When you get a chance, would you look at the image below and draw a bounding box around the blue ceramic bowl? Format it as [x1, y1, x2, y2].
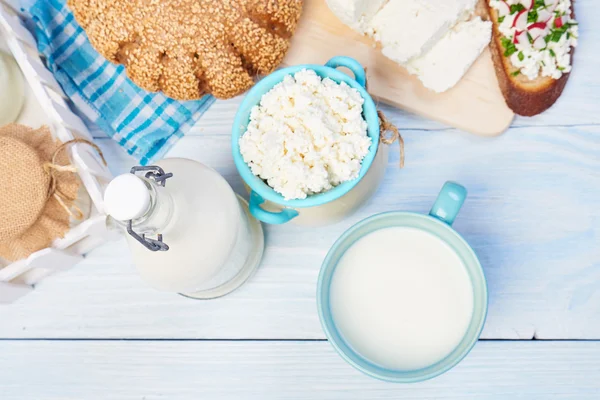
[317, 182, 488, 382]
[232, 56, 379, 224]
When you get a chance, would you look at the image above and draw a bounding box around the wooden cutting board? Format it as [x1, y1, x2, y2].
[283, 0, 514, 136]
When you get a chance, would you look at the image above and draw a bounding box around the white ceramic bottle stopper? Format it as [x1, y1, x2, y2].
[104, 166, 172, 251]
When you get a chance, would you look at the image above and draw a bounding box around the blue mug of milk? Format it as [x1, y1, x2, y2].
[317, 182, 487, 382]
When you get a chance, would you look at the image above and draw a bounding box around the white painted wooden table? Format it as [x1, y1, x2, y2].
[2, 2, 600, 398]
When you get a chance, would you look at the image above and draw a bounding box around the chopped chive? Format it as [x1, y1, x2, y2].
[510, 4, 525, 13]
[501, 37, 517, 57]
[528, 10, 538, 23]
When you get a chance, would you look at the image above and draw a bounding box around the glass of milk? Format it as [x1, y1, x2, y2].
[104, 159, 264, 299]
[0, 51, 25, 125]
[317, 182, 487, 382]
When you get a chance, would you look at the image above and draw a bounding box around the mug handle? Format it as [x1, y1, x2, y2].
[324, 56, 367, 88]
[429, 182, 467, 226]
[249, 191, 299, 225]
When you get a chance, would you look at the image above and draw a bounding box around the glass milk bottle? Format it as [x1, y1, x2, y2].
[103, 158, 264, 299]
[0, 51, 25, 125]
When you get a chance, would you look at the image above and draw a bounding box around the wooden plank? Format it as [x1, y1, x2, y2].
[1, 124, 599, 340]
[85, 0, 600, 138]
[0, 341, 599, 399]
[87, 98, 450, 139]
[284, 0, 514, 136]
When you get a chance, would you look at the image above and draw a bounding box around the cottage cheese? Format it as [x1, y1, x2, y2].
[239, 69, 371, 201]
[406, 18, 492, 93]
[489, 0, 578, 80]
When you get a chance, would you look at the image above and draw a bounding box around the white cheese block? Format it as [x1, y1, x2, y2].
[405, 17, 492, 93]
[368, 0, 478, 64]
[325, 0, 387, 31]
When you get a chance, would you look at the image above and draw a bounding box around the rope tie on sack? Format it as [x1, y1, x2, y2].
[377, 110, 404, 168]
[43, 138, 107, 220]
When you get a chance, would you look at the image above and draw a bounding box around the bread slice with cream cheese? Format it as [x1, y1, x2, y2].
[485, 0, 577, 116]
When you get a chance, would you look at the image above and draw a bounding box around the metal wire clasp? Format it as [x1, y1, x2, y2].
[126, 166, 173, 252]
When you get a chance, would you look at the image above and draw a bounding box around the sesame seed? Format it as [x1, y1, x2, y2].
[68, 0, 303, 100]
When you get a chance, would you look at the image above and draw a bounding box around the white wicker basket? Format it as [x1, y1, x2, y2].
[0, 0, 116, 303]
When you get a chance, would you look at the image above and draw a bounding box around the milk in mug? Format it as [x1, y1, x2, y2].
[329, 226, 474, 370]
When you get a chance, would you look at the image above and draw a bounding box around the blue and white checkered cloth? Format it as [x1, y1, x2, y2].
[26, 0, 215, 165]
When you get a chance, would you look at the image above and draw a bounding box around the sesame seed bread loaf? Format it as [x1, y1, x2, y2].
[68, 0, 303, 100]
[485, 1, 575, 116]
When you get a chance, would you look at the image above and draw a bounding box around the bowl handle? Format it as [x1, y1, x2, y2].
[324, 56, 366, 88]
[429, 182, 467, 226]
[249, 191, 299, 225]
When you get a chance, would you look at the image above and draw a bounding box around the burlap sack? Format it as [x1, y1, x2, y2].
[0, 124, 80, 262]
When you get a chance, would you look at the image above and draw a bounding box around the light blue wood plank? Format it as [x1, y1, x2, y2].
[1, 123, 598, 339]
[1, 341, 599, 399]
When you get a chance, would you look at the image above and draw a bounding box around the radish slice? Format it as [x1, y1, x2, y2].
[528, 22, 548, 39]
[497, 1, 510, 17]
[533, 36, 546, 49]
[537, 9, 552, 23]
[528, 22, 547, 30]
[555, 16, 564, 28]
[545, 0, 559, 13]
[516, 31, 531, 49]
[513, 10, 529, 30]
[505, 13, 517, 28]
[520, 0, 533, 9]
